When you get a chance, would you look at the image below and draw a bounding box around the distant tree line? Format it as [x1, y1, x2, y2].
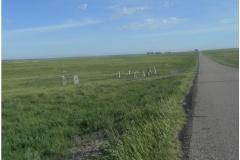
[146, 51, 172, 55]
[147, 49, 199, 55]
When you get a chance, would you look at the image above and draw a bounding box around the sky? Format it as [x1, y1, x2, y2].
[2, 0, 239, 60]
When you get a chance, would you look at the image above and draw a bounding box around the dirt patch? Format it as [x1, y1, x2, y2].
[65, 133, 106, 160]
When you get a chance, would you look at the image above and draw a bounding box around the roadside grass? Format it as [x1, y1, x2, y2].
[2, 53, 198, 159]
[203, 48, 239, 67]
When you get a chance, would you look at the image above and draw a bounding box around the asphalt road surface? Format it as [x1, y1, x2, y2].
[189, 53, 239, 159]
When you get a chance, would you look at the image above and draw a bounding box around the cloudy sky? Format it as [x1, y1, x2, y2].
[2, 0, 239, 60]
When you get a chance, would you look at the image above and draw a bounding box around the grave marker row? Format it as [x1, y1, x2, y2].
[116, 67, 158, 79]
[62, 74, 79, 86]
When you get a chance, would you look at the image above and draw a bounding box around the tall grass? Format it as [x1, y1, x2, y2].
[2, 53, 198, 159]
[103, 74, 195, 160]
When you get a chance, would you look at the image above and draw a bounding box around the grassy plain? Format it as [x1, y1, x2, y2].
[203, 48, 239, 67]
[2, 53, 198, 159]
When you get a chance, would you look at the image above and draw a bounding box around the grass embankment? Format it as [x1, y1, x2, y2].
[2, 53, 198, 159]
[203, 48, 239, 67]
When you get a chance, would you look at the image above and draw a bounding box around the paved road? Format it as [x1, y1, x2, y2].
[189, 53, 239, 159]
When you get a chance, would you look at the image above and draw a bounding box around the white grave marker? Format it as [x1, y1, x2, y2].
[133, 72, 137, 78]
[142, 70, 145, 77]
[148, 67, 152, 75]
[73, 75, 79, 84]
[62, 75, 67, 86]
[154, 67, 157, 74]
[118, 72, 121, 78]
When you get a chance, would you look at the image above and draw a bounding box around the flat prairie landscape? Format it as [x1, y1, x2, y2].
[2, 53, 198, 159]
[203, 48, 239, 67]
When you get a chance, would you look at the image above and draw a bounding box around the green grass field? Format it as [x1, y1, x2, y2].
[2, 53, 198, 160]
[203, 48, 239, 67]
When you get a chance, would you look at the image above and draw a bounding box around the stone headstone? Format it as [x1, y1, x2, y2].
[118, 72, 121, 78]
[62, 75, 67, 86]
[133, 72, 137, 78]
[142, 70, 145, 77]
[73, 75, 79, 84]
[129, 71, 130, 74]
[148, 67, 152, 75]
[154, 67, 157, 74]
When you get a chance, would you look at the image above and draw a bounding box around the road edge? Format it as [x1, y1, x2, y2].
[179, 56, 199, 160]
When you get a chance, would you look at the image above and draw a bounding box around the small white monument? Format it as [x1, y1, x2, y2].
[142, 71, 145, 77]
[118, 72, 121, 78]
[62, 75, 67, 86]
[148, 67, 151, 75]
[133, 72, 137, 78]
[73, 75, 79, 84]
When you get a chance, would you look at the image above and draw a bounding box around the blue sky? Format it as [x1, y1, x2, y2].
[2, 0, 239, 60]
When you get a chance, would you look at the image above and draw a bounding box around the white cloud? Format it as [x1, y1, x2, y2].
[119, 17, 185, 30]
[3, 19, 100, 37]
[78, 3, 87, 10]
[120, 6, 147, 15]
[108, 5, 148, 17]
[107, 5, 119, 10]
[160, 1, 171, 9]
